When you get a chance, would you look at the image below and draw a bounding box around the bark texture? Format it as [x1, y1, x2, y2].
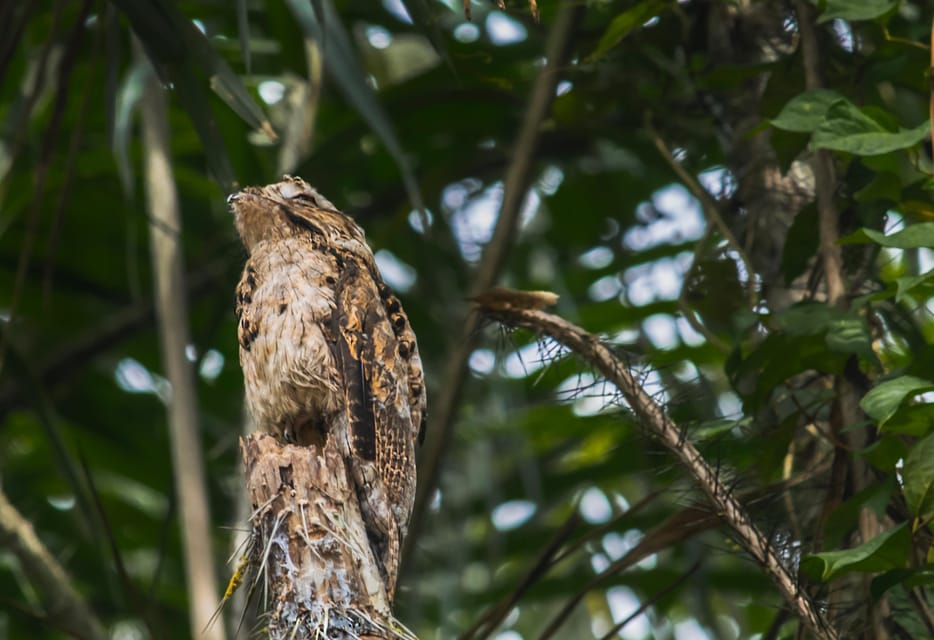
[242, 433, 414, 640]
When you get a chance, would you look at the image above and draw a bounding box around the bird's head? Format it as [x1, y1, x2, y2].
[227, 175, 344, 253]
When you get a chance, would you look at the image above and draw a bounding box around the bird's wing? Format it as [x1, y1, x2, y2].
[328, 259, 377, 462]
[329, 261, 417, 485]
[375, 281, 427, 447]
[235, 261, 259, 352]
[328, 258, 419, 599]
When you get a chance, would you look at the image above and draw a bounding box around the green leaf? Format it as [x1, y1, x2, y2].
[800, 523, 909, 581]
[108, 0, 185, 60]
[773, 302, 849, 335]
[896, 269, 934, 303]
[860, 375, 934, 427]
[812, 100, 931, 155]
[824, 479, 896, 547]
[843, 223, 934, 248]
[880, 404, 934, 438]
[237, 0, 251, 74]
[818, 0, 898, 23]
[167, 64, 238, 192]
[773, 303, 874, 362]
[879, 404, 934, 437]
[858, 435, 908, 471]
[854, 171, 902, 204]
[771, 89, 845, 133]
[113, 62, 150, 196]
[285, 0, 426, 218]
[903, 432, 934, 520]
[110, 0, 270, 191]
[868, 223, 934, 248]
[181, 21, 276, 141]
[770, 127, 811, 174]
[728, 330, 847, 411]
[825, 317, 874, 360]
[781, 204, 819, 284]
[399, 0, 454, 70]
[692, 418, 748, 441]
[872, 567, 934, 600]
[588, 0, 672, 62]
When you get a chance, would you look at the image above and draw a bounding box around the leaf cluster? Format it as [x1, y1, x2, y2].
[0, 1, 933, 639]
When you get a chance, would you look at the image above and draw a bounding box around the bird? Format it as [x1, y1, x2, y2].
[228, 175, 426, 600]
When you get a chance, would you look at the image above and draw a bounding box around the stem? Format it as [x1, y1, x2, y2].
[0, 485, 106, 640]
[137, 43, 224, 640]
[478, 304, 840, 640]
[404, 1, 584, 567]
[794, 1, 845, 308]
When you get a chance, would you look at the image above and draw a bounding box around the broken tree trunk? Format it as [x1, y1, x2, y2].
[241, 433, 413, 640]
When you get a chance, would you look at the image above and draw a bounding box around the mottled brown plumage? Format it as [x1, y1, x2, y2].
[229, 176, 426, 599]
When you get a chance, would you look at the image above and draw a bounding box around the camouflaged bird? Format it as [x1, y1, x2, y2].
[229, 176, 426, 600]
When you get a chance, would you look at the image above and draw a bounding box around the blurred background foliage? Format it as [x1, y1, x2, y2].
[1, 0, 933, 639]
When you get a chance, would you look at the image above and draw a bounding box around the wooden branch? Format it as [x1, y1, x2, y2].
[793, 1, 845, 308]
[475, 303, 839, 640]
[0, 486, 106, 640]
[531, 461, 833, 640]
[793, 7, 890, 634]
[241, 433, 414, 640]
[137, 43, 223, 640]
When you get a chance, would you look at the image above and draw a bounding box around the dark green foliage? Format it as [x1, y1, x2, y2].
[1, 1, 933, 639]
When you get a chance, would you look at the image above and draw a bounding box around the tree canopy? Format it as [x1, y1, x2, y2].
[1, 1, 933, 639]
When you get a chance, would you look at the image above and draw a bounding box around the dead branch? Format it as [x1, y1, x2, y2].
[793, 7, 889, 635]
[476, 303, 840, 640]
[793, 1, 845, 308]
[240, 433, 415, 640]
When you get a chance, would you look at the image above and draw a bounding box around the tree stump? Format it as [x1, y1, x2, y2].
[241, 433, 413, 640]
